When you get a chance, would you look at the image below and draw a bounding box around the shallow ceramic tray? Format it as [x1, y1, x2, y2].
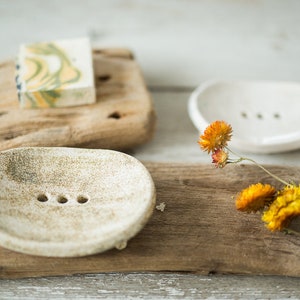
[0, 147, 156, 257]
[188, 80, 300, 153]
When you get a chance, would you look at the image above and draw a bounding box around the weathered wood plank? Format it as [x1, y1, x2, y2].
[0, 48, 156, 151]
[1, 273, 300, 300]
[0, 162, 299, 279]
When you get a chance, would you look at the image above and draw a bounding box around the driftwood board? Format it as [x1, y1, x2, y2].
[0, 162, 299, 279]
[0, 48, 155, 151]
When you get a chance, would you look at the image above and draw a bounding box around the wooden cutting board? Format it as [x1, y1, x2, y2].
[1, 162, 299, 278]
[0, 48, 155, 151]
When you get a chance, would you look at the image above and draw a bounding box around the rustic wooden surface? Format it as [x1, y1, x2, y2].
[1, 163, 299, 279]
[0, 48, 155, 151]
[1, 273, 300, 299]
[1, 0, 300, 298]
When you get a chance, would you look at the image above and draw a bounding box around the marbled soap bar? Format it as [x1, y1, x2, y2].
[16, 37, 96, 108]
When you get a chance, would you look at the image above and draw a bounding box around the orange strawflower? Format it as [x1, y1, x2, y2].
[199, 120, 300, 234]
[236, 183, 276, 212]
[262, 185, 300, 231]
[212, 149, 229, 168]
[199, 120, 232, 153]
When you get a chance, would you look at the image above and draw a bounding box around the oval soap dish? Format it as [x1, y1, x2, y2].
[0, 147, 156, 257]
[188, 80, 300, 153]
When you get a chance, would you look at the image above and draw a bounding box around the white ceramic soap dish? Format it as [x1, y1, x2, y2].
[188, 80, 300, 154]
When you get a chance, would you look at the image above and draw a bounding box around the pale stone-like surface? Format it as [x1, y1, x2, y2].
[0, 147, 155, 257]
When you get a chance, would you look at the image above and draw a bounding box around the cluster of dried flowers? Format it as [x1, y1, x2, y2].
[198, 120, 300, 233]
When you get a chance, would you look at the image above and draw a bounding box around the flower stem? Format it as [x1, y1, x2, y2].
[226, 148, 290, 186]
[283, 228, 300, 236]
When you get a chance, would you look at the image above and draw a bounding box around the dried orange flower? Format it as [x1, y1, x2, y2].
[199, 120, 300, 234]
[262, 185, 300, 231]
[198, 120, 233, 153]
[236, 183, 276, 212]
[212, 149, 229, 168]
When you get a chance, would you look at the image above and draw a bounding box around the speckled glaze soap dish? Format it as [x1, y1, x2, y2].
[0, 147, 156, 257]
[188, 80, 300, 154]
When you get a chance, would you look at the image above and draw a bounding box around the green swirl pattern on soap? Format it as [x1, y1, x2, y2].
[23, 42, 81, 108]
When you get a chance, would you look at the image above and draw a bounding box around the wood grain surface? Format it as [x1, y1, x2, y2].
[1, 162, 299, 279]
[2, 273, 300, 299]
[0, 48, 156, 151]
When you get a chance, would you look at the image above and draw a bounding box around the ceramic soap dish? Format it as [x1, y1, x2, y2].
[188, 80, 300, 154]
[0, 147, 156, 257]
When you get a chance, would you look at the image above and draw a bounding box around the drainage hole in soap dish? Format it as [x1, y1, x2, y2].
[77, 195, 89, 204]
[57, 195, 68, 204]
[37, 194, 48, 202]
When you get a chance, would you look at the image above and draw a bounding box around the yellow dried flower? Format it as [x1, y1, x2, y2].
[212, 149, 229, 168]
[262, 185, 300, 231]
[236, 183, 276, 212]
[198, 120, 233, 153]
